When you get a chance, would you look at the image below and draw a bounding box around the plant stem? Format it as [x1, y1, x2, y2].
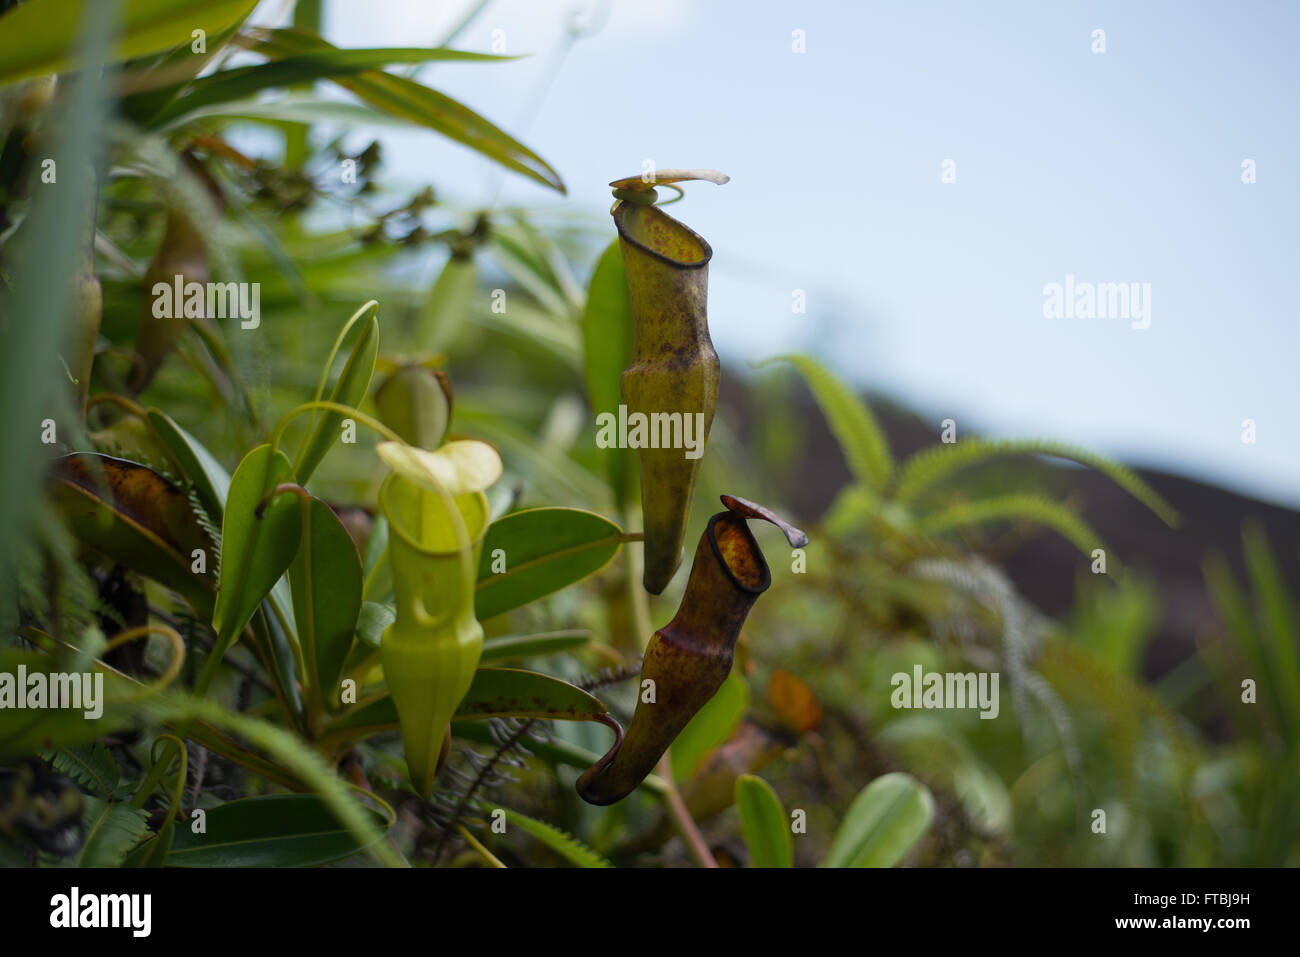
[655, 754, 717, 868]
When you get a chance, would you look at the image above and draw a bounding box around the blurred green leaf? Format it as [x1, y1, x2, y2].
[671, 670, 749, 782]
[149, 46, 515, 125]
[0, 0, 257, 87]
[249, 29, 565, 193]
[735, 774, 792, 868]
[581, 240, 636, 506]
[481, 630, 590, 662]
[825, 772, 934, 868]
[895, 437, 1180, 527]
[165, 794, 389, 867]
[761, 354, 894, 492]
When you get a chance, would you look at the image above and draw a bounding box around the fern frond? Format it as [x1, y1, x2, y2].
[758, 354, 894, 491]
[893, 438, 1180, 528]
[46, 743, 132, 801]
[502, 807, 613, 868]
[914, 493, 1110, 563]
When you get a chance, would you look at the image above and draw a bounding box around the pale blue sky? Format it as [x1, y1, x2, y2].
[297, 0, 1299, 506]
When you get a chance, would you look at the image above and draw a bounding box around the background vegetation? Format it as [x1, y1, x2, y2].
[0, 0, 1295, 868]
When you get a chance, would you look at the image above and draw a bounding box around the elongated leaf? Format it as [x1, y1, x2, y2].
[119, 20, 244, 125]
[481, 630, 590, 662]
[501, 808, 612, 868]
[915, 492, 1109, 562]
[1242, 522, 1300, 732]
[52, 453, 215, 616]
[475, 507, 622, 620]
[894, 437, 1180, 527]
[290, 497, 363, 702]
[670, 670, 749, 782]
[146, 408, 232, 518]
[735, 774, 792, 868]
[0, 0, 258, 87]
[760, 354, 894, 491]
[321, 667, 608, 744]
[150, 47, 515, 124]
[212, 444, 301, 653]
[165, 794, 388, 867]
[296, 304, 379, 484]
[249, 29, 565, 193]
[824, 772, 934, 868]
[582, 240, 636, 505]
[74, 796, 150, 868]
[455, 667, 607, 721]
[155, 94, 418, 131]
[416, 254, 478, 352]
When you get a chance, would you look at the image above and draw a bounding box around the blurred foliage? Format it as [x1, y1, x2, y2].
[0, 0, 1295, 868]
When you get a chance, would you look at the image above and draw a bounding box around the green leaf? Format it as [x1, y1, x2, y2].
[152, 94, 418, 131]
[149, 47, 515, 124]
[581, 240, 636, 505]
[501, 808, 612, 868]
[74, 796, 150, 868]
[51, 453, 216, 617]
[0, 0, 258, 87]
[670, 670, 749, 782]
[475, 507, 623, 620]
[47, 743, 132, 800]
[248, 29, 565, 193]
[212, 444, 302, 655]
[164, 794, 389, 867]
[893, 437, 1181, 527]
[321, 667, 608, 745]
[481, 630, 590, 662]
[455, 667, 608, 721]
[824, 772, 935, 868]
[290, 497, 363, 702]
[119, 20, 245, 125]
[354, 601, 394, 652]
[735, 774, 792, 868]
[1242, 521, 1300, 733]
[145, 408, 233, 519]
[914, 492, 1110, 562]
[415, 254, 478, 353]
[295, 302, 379, 484]
[760, 354, 894, 491]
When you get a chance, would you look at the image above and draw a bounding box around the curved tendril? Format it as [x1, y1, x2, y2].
[269, 399, 403, 464]
[149, 733, 188, 826]
[101, 624, 186, 701]
[297, 300, 379, 462]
